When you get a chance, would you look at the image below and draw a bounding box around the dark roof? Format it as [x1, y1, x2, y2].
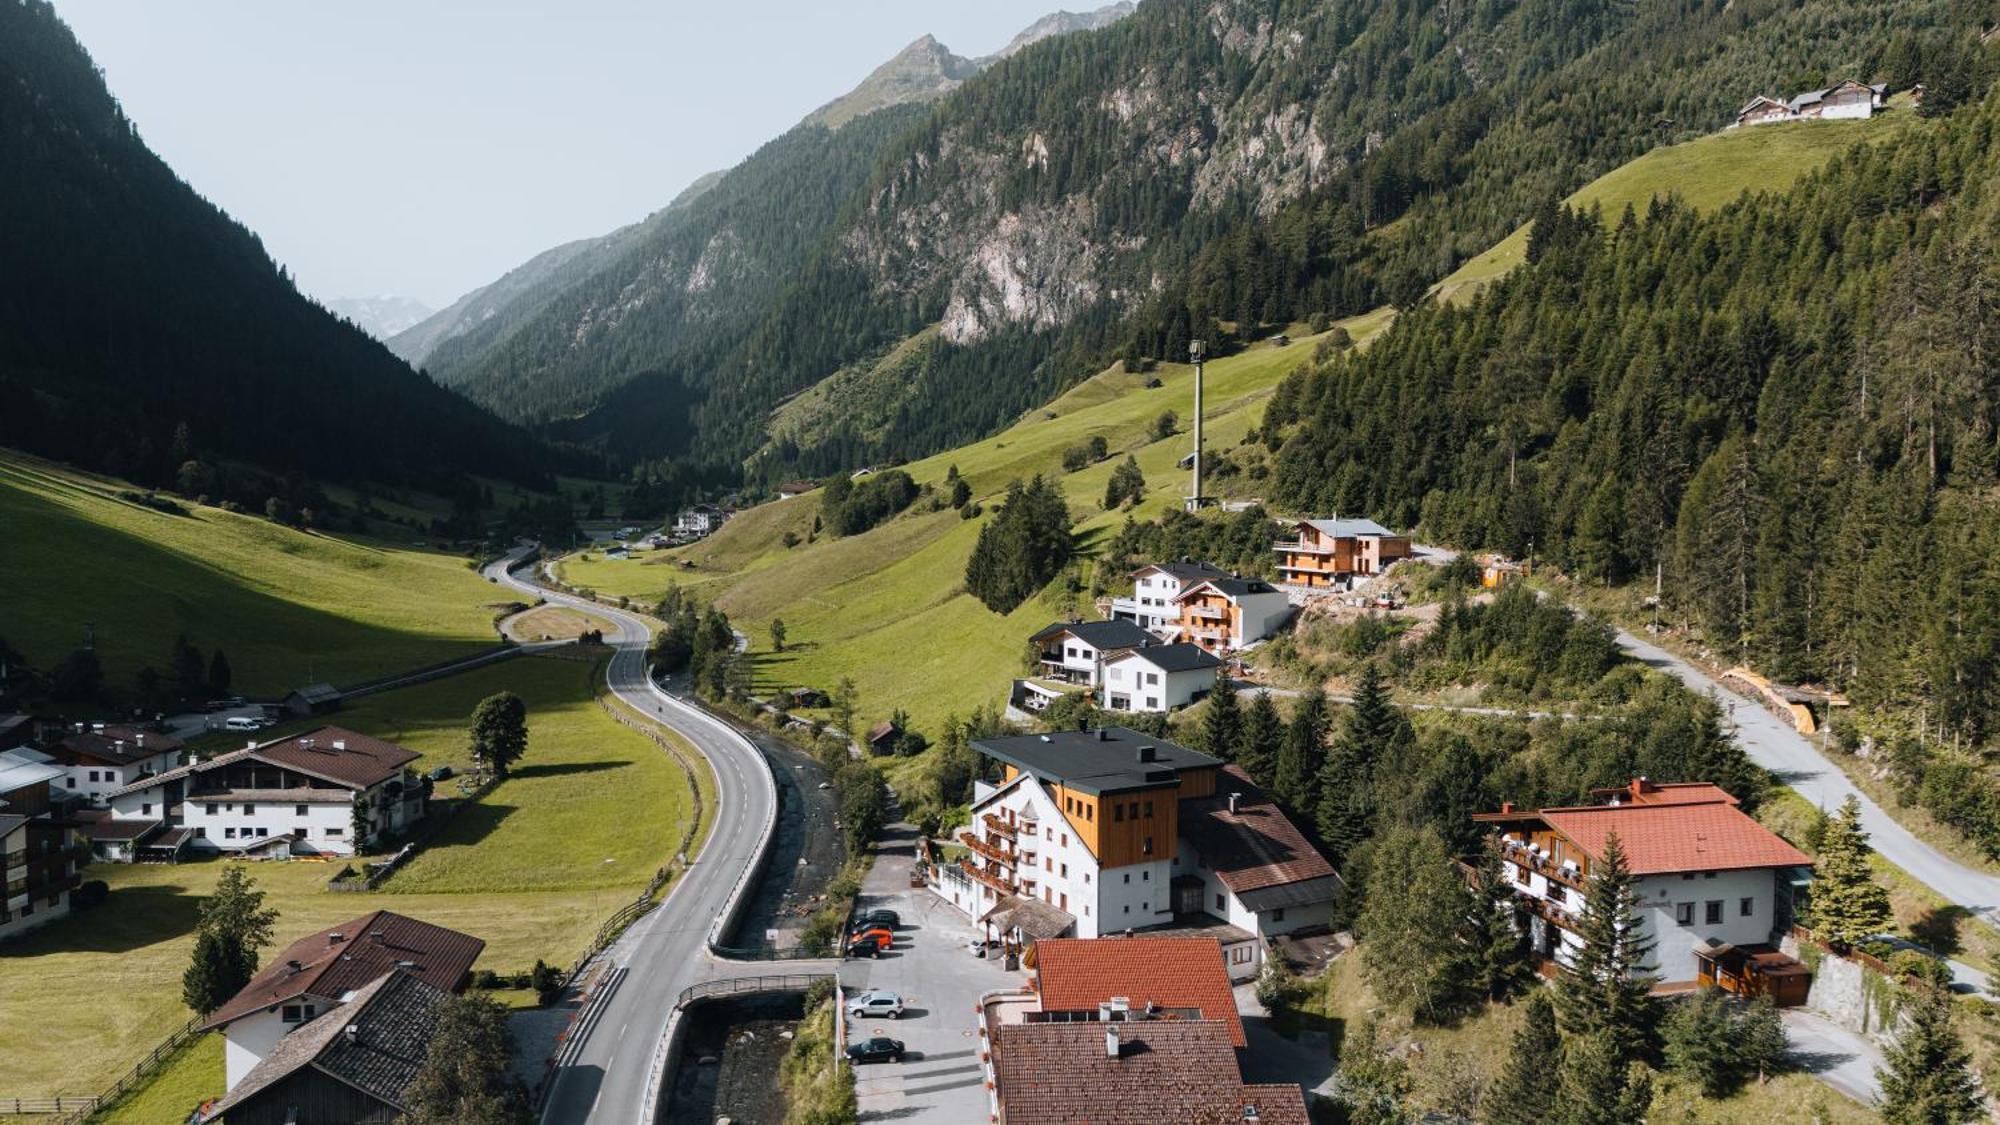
[113, 726, 417, 798]
[72, 808, 161, 842]
[288, 683, 341, 704]
[867, 720, 900, 743]
[1132, 560, 1230, 584]
[1030, 619, 1157, 652]
[1109, 643, 1220, 674]
[991, 1019, 1308, 1125]
[207, 969, 448, 1121]
[1176, 577, 1278, 601]
[200, 909, 484, 1030]
[980, 895, 1076, 943]
[1179, 767, 1340, 904]
[971, 727, 1220, 797]
[0, 813, 28, 839]
[56, 726, 184, 767]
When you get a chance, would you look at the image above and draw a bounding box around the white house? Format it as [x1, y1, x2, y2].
[1101, 644, 1220, 712]
[1028, 619, 1159, 687]
[935, 728, 1339, 978]
[1173, 577, 1292, 653]
[1109, 560, 1231, 638]
[201, 909, 484, 1091]
[0, 748, 85, 942]
[50, 725, 183, 804]
[674, 505, 723, 538]
[105, 727, 424, 858]
[1475, 779, 1816, 1003]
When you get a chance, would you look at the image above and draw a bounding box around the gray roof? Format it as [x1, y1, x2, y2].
[0, 813, 28, 840]
[0, 748, 64, 796]
[1111, 643, 1221, 674]
[1177, 576, 1278, 600]
[1031, 619, 1157, 652]
[289, 683, 342, 703]
[1303, 517, 1396, 539]
[206, 969, 447, 1121]
[1134, 559, 1230, 584]
[971, 727, 1221, 796]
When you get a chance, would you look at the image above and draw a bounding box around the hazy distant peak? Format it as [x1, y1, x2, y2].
[806, 32, 982, 130]
[326, 294, 434, 341]
[989, 2, 1136, 61]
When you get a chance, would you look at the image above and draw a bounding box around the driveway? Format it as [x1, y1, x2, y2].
[1782, 1008, 1884, 1107]
[841, 823, 1027, 1123]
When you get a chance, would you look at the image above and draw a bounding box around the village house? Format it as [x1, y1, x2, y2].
[1100, 643, 1220, 713]
[101, 727, 424, 860]
[1028, 619, 1158, 687]
[979, 936, 1307, 1124]
[673, 504, 724, 538]
[202, 909, 485, 1091]
[1174, 576, 1291, 654]
[1106, 559, 1231, 638]
[1474, 778, 1815, 1004]
[0, 747, 86, 941]
[932, 728, 1338, 976]
[49, 724, 184, 804]
[1273, 517, 1412, 590]
[203, 968, 452, 1123]
[775, 479, 817, 500]
[283, 683, 343, 718]
[1734, 79, 1888, 127]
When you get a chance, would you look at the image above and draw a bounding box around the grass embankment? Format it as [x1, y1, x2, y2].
[780, 980, 857, 1124]
[1303, 954, 1877, 1123]
[0, 452, 511, 696]
[0, 654, 699, 1103]
[1433, 112, 1916, 304]
[555, 310, 1395, 756]
[502, 604, 615, 642]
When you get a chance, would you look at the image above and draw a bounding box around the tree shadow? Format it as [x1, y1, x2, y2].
[508, 760, 632, 780]
[0, 882, 202, 958]
[417, 801, 520, 851]
[1909, 905, 1969, 957]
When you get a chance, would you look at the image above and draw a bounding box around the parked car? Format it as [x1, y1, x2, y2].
[845, 1037, 905, 1064]
[967, 938, 988, 958]
[223, 716, 262, 732]
[428, 765, 455, 781]
[852, 909, 900, 929]
[847, 991, 904, 1020]
[845, 938, 880, 959]
[847, 924, 893, 951]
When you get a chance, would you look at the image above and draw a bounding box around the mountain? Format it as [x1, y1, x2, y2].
[986, 3, 1135, 61]
[325, 295, 435, 340]
[805, 34, 982, 130]
[0, 0, 553, 491]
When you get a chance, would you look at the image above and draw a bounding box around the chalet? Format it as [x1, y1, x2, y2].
[1733, 95, 1792, 127]
[0, 747, 85, 941]
[50, 725, 183, 804]
[1107, 559, 1231, 638]
[1474, 778, 1815, 1004]
[673, 504, 724, 538]
[203, 969, 449, 1123]
[980, 937, 1307, 1124]
[775, 479, 817, 500]
[1274, 517, 1412, 590]
[1790, 79, 1886, 120]
[105, 727, 424, 859]
[202, 909, 485, 1091]
[1100, 643, 1219, 713]
[1028, 619, 1158, 688]
[1173, 576, 1290, 653]
[283, 683, 342, 717]
[935, 728, 1338, 975]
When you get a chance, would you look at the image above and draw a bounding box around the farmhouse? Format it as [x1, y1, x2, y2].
[1734, 79, 1888, 126]
[775, 479, 817, 500]
[202, 909, 485, 1091]
[1474, 778, 1815, 1003]
[1106, 559, 1231, 638]
[0, 747, 85, 941]
[934, 728, 1337, 974]
[1028, 619, 1158, 687]
[105, 727, 424, 859]
[49, 725, 183, 804]
[1174, 576, 1290, 653]
[1099, 643, 1220, 712]
[1273, 517, 1411, 590]
[283, 682, 342, 717]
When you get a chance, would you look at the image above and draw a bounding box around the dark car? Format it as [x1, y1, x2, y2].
[845, 1037, 905, 1064]
[845, 936, 883, 959]
[428, 765, 455, 782]
[853, 908, 900, 929]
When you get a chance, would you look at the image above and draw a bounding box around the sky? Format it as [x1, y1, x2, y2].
[50, 1, 1064, 309]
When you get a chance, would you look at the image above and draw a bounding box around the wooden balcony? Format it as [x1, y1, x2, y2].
[982, 814, 1017, 839]
[961, 859, 1015, 895]
[1501, 841, 1587, 893]
[960, 831, 1016, 868]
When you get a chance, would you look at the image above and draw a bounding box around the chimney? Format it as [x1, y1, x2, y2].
[332, 740, 347, 751]
[1500, 800, 1514, 814]
[136, 734, 145, 747]
[1104, 1024, 1121, 1058]
[328, 932, 345, 945]
[1243, 1106, 1261, 1122]
[344, 1024, 359, 1043]
[1227, 792, 1241, 814]
[1136, 745, 1156, 763]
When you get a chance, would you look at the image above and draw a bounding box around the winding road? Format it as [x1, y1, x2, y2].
[484, 548, 782, 1125]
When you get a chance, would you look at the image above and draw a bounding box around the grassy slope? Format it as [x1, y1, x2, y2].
[0, 453, 511, 695]
[556, 309, 1394, 748]
[0, 653, 698, 1099]
[1433, 113, 1915, 304]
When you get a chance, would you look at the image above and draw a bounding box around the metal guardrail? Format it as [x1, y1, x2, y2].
[676, 973, 836, 1008]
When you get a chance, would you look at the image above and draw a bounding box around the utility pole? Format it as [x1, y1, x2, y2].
[1187, 339, 1205, 512]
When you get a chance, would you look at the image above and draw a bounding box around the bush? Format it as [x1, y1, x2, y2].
[72, 879, 109, 910]
[531, 959, 562, 1006]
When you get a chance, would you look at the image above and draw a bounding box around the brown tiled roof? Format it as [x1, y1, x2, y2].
[56, 726, 184, 767]
[206, 969, 447, 1121]
[111, 726, 416, 798]
[991, 1020, 1307, 1124]
[72, 808, 161, 841]
[200, 910, 483, 1031]
[1180, 766, 1339, 899]
[1534, 799, 1812, 877]
[1032, 936, 1244, 1047]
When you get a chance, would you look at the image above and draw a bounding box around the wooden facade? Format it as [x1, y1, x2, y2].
[212, 1068, 400, 1125]
[1274, 522, 1412, 586]
[1050, 782, 1177, 868]
[1177, 589, 1239, 652]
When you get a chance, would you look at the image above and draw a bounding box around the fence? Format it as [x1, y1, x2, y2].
[0, 1099, 96, 1117]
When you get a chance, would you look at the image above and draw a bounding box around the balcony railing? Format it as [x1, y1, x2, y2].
[961, 859, 1014, 895]
[983, 814, 1017, 839]
[1274, 541, 1335, 556]
[1501, 840, 1587, 893]
[1185, 605, 1227, 621]
[960, 831, 1016, 868]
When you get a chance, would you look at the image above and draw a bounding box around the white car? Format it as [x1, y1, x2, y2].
[848, 990, 904, 1020]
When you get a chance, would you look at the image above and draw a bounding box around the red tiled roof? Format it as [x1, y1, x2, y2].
[1535, 799, 1811, 876]
[199, 910, 483, 1030]
[1587, 780, 1738, 807]
[1180, 766, 1338, 896]
[991, 1020, 1308, 1124]
[1032, 936, 1244, 1047]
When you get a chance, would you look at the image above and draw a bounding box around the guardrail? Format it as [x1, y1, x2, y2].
[643, 973, 839, 1125]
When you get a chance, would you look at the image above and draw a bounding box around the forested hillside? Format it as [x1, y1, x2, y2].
[0, 0, 554, 492]
[1268, 82, 2000, 843]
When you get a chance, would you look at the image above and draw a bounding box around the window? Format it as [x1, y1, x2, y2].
[1143, 800, 1153, 818]
[64, 777, 75, 789]
[193, 827, 206, 839]
[1703, 871, 1718, 879]
[1142, 836, 1154, 855]
[243, 803, 255, 815]
[1739, 897, 1755, 918]
[1123, 904, 1130, 914]
[1146, 698, 1159, 709]
[1115, 805, 1125, 823]
[1084, 873, 1091, 884]
[256, 827, 269, 838]
[1045, 856, 1052, 871]
[1146, 672, 1160, 686]
[1675, 902, 1695, 926]
[326, 828, 344, 837]
[141, 803, 152, 816]
[1061, 834, 1068, 847]
[1141, 870, 1150, 881]
[206, 803, 219, 816]
[1272, 908, 1286, 922]
[281, 1005, 306, 1023]
[295, 804, 308, 816]
[1681, 873, 1695, 881]
[1086, 805, 1093, 822]
[1123, 873, 1130, 884]
[1129, 802, 1140, 819]
[1705, 900, 1723, 925]
[224, 827, 238, 839]
[1231, 946, 1254, 965]
[1216, 893, 1225, 911]
[1060, 863, 1068, 878]
[1060, 893, 1068, 910]
[87, 770, 99, 783]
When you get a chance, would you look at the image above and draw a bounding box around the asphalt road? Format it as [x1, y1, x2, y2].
[484, 549, 781, 1125]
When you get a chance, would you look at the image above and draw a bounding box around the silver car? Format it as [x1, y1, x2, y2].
[848, 990, 905, 1020]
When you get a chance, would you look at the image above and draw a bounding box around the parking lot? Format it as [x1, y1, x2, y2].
[837, 823, 1026, 1123]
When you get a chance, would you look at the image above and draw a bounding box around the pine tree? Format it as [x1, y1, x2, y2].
[1317, 664, 1396, 861]
[400, 994, 528, 1125]
[1235, 691, 1284, 785]
[207, 649, 232, 697]
[1558, 1030, 1652, 1125]
[1740, 994, 1786, 1086]
[468, 691, 530, 779]
[1198, 676, 1241, 759]
[1878, 984, 1983, 1125]
[1808, 795, 1894, 949]
[1358, 824, 1480, 1023]
[1469, 839, 1533, 1003]
[1553, 833, 1656, 1068]
[1662, 986, 1740, 1096]
[1485, 992, 1561, 1125]
[182, 928, 250, 1015]
[184, 864, 276, 1014]
[1274, 684, 1328, 815]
